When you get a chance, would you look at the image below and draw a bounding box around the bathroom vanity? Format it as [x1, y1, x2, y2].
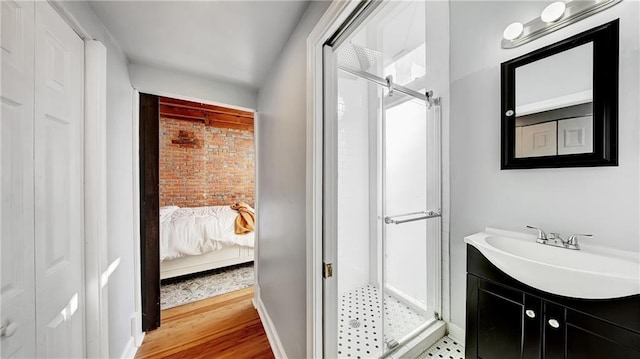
[464, 230, 640, 359]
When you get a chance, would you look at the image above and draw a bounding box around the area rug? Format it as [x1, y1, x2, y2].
[160, 262, 254, 309]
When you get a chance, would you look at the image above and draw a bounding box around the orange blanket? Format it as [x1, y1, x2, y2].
[230, 202, 255, 235]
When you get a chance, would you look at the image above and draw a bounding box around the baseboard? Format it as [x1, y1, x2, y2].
[121, 311, 145, 359]
[131, 311, 145, 347]
[254, 285, 288, 359]
[135, 331, 145, 348]
[120, 337, 137, 359]
[446, 322, 464, 344]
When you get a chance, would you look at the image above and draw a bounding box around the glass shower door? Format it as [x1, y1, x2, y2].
[382, 90, 441, 349]
[327, 1, 442, 356]
[331, 66, 442, 359]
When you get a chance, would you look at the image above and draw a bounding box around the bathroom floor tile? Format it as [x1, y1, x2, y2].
[416, 335, 464, 359]
[338, 284, 428, 358]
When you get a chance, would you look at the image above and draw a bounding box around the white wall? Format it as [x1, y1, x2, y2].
[449, 0, 639, 332]
[53, 1, 136, 357]
[128, 63, 257, 111]
[337, 74, 372, 297]
[256, 1, 330, 358]
[385, 99, 429, 306]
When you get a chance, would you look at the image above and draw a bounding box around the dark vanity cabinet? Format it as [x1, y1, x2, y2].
[466, 245, 640, 359]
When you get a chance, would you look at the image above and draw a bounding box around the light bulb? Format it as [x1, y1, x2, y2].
[541, 1, 566, 23]
[503, 22, 524, 40]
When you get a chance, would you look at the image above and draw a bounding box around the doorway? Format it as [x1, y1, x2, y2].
[138, 94, 257, 331]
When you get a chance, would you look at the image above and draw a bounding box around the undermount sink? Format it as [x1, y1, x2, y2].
[465, 228, 640, 299]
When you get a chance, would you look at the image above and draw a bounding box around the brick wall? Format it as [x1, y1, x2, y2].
[159, 117, 255, 208]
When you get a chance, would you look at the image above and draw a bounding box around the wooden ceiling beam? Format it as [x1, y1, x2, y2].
[159, 104, 254, 131]
[159, 96, 254, 119]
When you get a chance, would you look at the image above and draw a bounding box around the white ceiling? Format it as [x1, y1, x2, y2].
[89, 0, 310, 90]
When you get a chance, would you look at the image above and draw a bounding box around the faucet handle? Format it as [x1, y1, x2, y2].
[567, 234, 593, 245]
[526, 225, 548, 242]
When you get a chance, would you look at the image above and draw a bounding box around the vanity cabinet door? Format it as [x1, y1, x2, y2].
[542, 302, 640, 358]
[564, 308, 640, 358]
[466, 275, 542, 359]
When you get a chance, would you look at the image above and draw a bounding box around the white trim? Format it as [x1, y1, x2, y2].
[119, 335, 141, 359]
[446, 322, 465, 344]
[131, 90, 144, 346]
[321, 44, 340, 358]
[253, 285, 287, 359]
[47, 0, 91, 39]
[83, 39, 110, 359]
[48, 0, 127, 58]
[306, 2, 361, 358]
[132, 312, 144, 348]
[253, 113, 261, 306]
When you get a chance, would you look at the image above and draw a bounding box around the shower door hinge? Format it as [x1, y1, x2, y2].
[323, 263, 333, 278]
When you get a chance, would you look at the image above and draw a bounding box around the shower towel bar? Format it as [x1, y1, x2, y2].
[384, 210, 441, 225]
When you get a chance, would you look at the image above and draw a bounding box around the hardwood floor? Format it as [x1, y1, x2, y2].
[135, 287, 275, 359]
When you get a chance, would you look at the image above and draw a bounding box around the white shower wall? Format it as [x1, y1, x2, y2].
[384, 99, 429, 309]
[337, 74, 373, 297]
[336, 78, 433, 311]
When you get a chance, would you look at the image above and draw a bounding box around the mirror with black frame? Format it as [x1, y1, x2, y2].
[501, 19, 619, 169]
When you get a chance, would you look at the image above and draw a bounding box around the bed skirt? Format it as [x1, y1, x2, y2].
[160, 245, 254, 280]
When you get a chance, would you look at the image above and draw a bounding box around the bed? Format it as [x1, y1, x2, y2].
[159, 205, 255, 279]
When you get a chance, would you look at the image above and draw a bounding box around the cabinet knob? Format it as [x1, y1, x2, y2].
[0, 322, 18, 337]
[548, 319, 560, 329]
[525, 309, 536, 318]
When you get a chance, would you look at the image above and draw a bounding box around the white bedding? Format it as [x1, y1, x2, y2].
[160, 205, 255, 261]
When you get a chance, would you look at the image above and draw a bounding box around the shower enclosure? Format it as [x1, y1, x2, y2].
[323, 2, 442, 358]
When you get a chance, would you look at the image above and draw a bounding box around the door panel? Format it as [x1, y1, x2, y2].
[34, 2, 85, 357]
[477, 280, 524, 359]
[565, 308, 640, 358]
[566, 324, 639, 358]
[1, 1, 36, 357]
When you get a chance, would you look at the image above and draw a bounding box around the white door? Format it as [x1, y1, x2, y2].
[1, 1, 36, 357]
[33, 2, 85, 357]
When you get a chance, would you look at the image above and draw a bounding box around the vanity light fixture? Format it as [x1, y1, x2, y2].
[502, 0, 622, 49]
[540, 1, 566, 23]
[503, 22, 524, 41]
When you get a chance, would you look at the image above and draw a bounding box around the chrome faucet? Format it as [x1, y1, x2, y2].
[526, 225, 548, 244]
[564, 234, 593, 250]
[526, 226, 592, 250]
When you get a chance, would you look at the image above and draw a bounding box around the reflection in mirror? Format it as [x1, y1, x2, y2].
[514, 42, 593, 158]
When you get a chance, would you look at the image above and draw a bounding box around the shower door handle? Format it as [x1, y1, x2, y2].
[384, 210, 441, 225]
